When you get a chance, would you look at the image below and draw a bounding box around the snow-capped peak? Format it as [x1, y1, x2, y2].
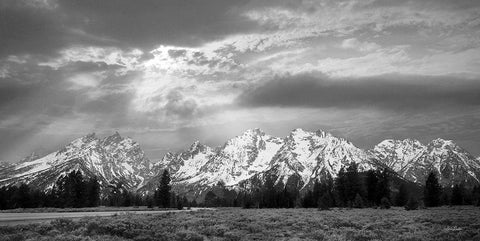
[290, 128, 311, 137]
[2, 129, 480, 198]
[188, 140, 209, 153]
[102, 131, 123, 145]
[430, 138, 456, 148]
[369, 138, 426, 180]
[371, 137, 480, 186]
[243, 128, 264, 136]
[0, 132, 154, 191]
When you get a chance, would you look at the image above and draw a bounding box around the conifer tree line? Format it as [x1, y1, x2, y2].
[2, 165, 480, 210]
[0, 170, 101, 209]
[198, 163, 480, 209]
[0, 169, 191, 210]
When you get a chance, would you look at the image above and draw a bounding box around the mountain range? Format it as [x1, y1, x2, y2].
[0, 129, 479, 198]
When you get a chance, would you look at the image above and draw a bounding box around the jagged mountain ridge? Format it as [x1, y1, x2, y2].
[0, 132, 154, 191]
[369, 139, 427, 178]
[1, 129, 479, 197]
[151, 128, 383, 197]
[369, 138, 480, 186]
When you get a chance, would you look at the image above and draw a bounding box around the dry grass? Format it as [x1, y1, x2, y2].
[1, 206, 480, 241]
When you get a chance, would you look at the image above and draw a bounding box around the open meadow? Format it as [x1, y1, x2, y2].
[1, 206, 480, 241]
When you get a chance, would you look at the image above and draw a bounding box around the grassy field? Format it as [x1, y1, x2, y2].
[1, 206, 480, 241]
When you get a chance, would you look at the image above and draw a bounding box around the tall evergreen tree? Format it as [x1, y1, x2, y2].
[375, 168, 390, 204]
[85, 177, 100, 207]
[395, 183, 409, 207]
[54, 170, 87, 208]
[263, 174, 277, 208]
[451, 183, 465, 205]
[0, 187, 7, 209]
[335, 167, 347, 206]
[424, 172, 442, 207]
[204, 191, 218, 207]
[108, 182, 126, 206]
[366, 170, 379, 206]
[13, 183, 32, 208]
[157, 169, 172, 208]
[336, 162, 363, 207]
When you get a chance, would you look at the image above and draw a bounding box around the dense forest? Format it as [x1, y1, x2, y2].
[1, 163, 480, 210]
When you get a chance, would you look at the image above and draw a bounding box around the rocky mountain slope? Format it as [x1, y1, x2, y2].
[0, 132, 154, 191]
[0, 161, 12, 169]
[369, 138, 480, 186]
[150, 128, 382, 196]
[1, 129, 479, 197]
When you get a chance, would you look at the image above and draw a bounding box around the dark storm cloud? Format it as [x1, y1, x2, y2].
[0, 0, 112, 58]
[238, 74, 480, 111]
[59, 0, 256, 49]
[0, 58, 135, 125]
[0, 62, 137, 160]
[0, 0, 65, 57]
[0, 0, 258, 58]
[0, 77, 72, 119]
[0, 62, 76, 118]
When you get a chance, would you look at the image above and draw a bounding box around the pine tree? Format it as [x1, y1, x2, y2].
[204, 191, 218, 207]
[15, 183, 32, 208]
[108, 182, 126, 207]
[85, 177, 100, 207]
[156, 170, 172, 208]
[472, 185, 480, 206]
[366, 170, 379, 206]
[424, 172, 442, 207]
[353, 193, 364, 208]
[451, 183, 465, 206]
[0, 187, 7, 209]
[312, 179, 321, 206]
[263, 174, 277, 208]
[318, 192, 333, 210]
[335, 167, 347, 206]
[176, 196, 184, 210]
[376, 168, 391, 205]
[170, 193, 177, 208]
[336, 162, 364, 207]
[54, 170, 87, 208]
[146, 195, 154, 208]
[395, 183, 409, 207]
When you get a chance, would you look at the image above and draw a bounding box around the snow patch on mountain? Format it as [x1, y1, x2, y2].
[2, 129, 480, 196]
[369, 139, 426, 177]
[154, 128, 377, 195]
[0, 132, 154, 190]
[168, 128, 285, 187]
[371, 138, 480, 186]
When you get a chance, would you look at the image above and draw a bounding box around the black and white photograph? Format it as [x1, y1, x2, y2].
[1, 0, 480, 240]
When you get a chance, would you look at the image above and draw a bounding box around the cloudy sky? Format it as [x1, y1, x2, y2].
[1, 0, 480, 161]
